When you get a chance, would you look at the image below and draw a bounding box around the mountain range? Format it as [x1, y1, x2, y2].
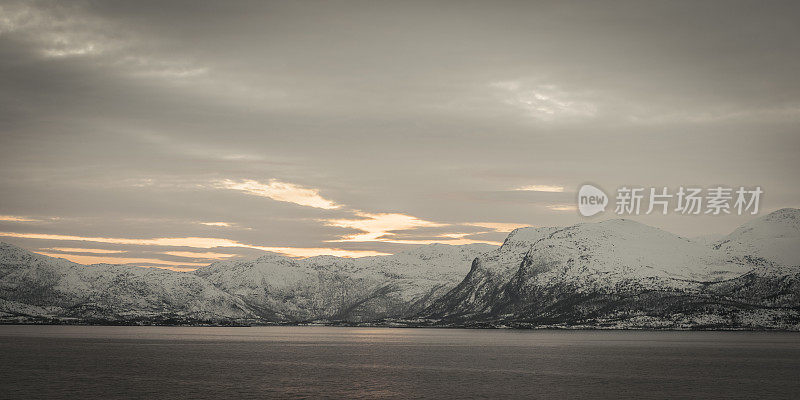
[421, 210, 799, 329]
[1, 208, 798, 329]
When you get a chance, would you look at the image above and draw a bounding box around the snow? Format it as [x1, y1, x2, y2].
[714, 208, 800, 267]
[1, 209, 798, 328]
[0, 243, 255, 322]
[519, 219, 750, 287]
[424, 209, 800, 329]
[193, 243, 494, 321]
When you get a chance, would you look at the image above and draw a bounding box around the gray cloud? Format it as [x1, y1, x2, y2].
[1, 0, 798, 268]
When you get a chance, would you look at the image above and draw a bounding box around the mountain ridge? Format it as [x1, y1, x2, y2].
[420, 209, 800, 329]
[193, 242, 495, 322]
[1, 208, 798, 329]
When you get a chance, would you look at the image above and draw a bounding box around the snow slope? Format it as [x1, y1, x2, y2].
[714, 208, 800, 267]
[424, 210, 800, 329]
[0, 243, 254, 323]
[419, 227, 557, 317]
[194, 243, 495, 322]
[2, 209, 798, 328]
[510, 219, 748, 289]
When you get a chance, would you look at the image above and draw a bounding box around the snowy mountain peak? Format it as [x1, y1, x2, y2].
[0, 242, 42, 261]
[502, 226, 557, 247]
[2, 211, 799, 328]
[252, 252, 296, 263]
[518, 218, 746, 284]
[714, 208, 800, 267]
[578, 218, 694, 244]
[0, 242, 80, 273]
[397, 243, 496, 260]
[762, 207, 800, 223]
[424, 213, 799, 328]
[0, 243, 255, 323]
[191, 243, 493, 321]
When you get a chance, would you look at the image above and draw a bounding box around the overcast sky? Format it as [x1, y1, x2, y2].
[1, 0, 798, 270]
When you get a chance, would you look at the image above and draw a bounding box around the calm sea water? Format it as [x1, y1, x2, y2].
[1, 326, 799, 399]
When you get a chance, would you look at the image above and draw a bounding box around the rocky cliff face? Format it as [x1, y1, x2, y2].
[418, 227, 557, 318]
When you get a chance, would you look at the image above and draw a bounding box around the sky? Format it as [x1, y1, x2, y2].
[0, 0, 798, 270]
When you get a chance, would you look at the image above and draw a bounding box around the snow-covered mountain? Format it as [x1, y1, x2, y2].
[714, 207, 800, 267]
[422, 209, 800, 330]
[419, 226, 558, 317]
[194, 243, 495, 322]
[0, 243, 255, 324]
[0, 242, 494, 324]
[1, 209, 798, 329]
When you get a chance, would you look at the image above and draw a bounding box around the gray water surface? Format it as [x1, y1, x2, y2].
[1, 326, 799, 399]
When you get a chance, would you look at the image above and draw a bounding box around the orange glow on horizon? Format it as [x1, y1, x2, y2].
[0, 215, 39, 222]
[0, 231, 392, 268]
[35, 252, 207, 271]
